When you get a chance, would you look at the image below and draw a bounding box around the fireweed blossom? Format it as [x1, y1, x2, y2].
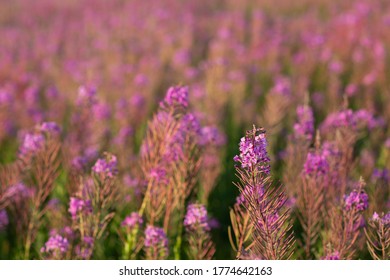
[183, 203, 215, 260]
[233, 126, 270, 174]
[159, 86, 189, 109]
[92, 153, 118, 178]
[19, 133, 45, 157]
[321, 108, 382, 133]
[232, 126, 294, 260]
[68, 197, 93, 219]
[39, 122, 61, 135]
[121, 212, 143, 230]
[40, 234, 69, 259]
[144, 226, 168, 260]
[344, 190, 369, 211]
[293, 105, 314, 141]
[323, 251, 340, 260]
[325, 180, 369, 260]
[303, 150, 329, 177]
[184, 203, 210, 232]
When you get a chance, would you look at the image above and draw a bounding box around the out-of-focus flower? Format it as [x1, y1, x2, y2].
[371, 211, 390, 226]
[68, 197, 93, 219]
[144, 226, 168, 249]
[293, 105, 314, 141]
[198, 126, 226, 147]
[0, 210, 8, 231]
[40, 234, 69, 257]
[19, 133, 45, 156]
[324, 251, 340, 260]
[160, 86, 189, 109]
[121, 212, 143, 230]
[344, 190, 369, 211]
[303, 150, 329, 176]
[322, 109, 382, 132]
[184, 203, 210, 231]
[92, 154, 118, 178]
[5, 183, 33, 203]
[76, 85, 97, 106]
[39, 122, 62, 135]
[371, 168, 389, 183]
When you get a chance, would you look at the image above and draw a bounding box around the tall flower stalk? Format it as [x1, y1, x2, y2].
[233, 125, 295, 260]
[324, 178, 369, 260]
[184, 203, 215, 260]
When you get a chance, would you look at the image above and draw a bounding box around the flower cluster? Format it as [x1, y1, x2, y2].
[19, 133, 45, 156]
[344, 190, 369, 211]
[92, 153, 118, 178]
[40, 234, 69, 258]
[322, 109, 382, 132]
[144, 226, 168, 259]
[121, 212, 143, 230]
[68, 197, 93, 219]
[293, 105, 314, 141]
[323, 251, 340, 260]
[144, 226, 168, 248]
[160, 86, 189, 109]
[39, 122, 62, 135]
[371, 211, 390, 226]
[234, 126, 270, 174]
[184, 203, 210, 232]
[303, 150, 329, 176]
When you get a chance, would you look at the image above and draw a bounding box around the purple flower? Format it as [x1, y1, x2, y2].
[371, 168, 389, 183]
[148, 167, 168, 185]
[198, 126, 226, 147]
[92, 154, 118, 178]
[234, 127, 270, 174]
[322, 109, 382, 132]
[39, 122, 62, 135]
[372, 212, 380, 221]
[75, 236, 94, 260]
[372, 211, 390, 226]
[344, 190, 369, 211]
[121, 212, 143, 230]
[92, 103, 111, 120]
[184, 203, 210, 231]
[5, 183, 33, 203]
[76, 85, 97, 106]
[0, 210, 8, 231]
[40, 234, 69, 256]
[144, 226, 168, 248]
[68, 197, 92, 219]
[271, 76, 291, 96]
[160, 86, 189, 109]
[322, 109, 355, 130]
[324, 251, 340, 260]
[382, 212, 390, 226]
[19, 133, 45, 156]
[303, 151, 329, 176]
[293, 105, 314, 141]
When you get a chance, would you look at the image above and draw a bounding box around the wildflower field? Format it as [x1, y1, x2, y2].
[0, 0, 389, 260]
